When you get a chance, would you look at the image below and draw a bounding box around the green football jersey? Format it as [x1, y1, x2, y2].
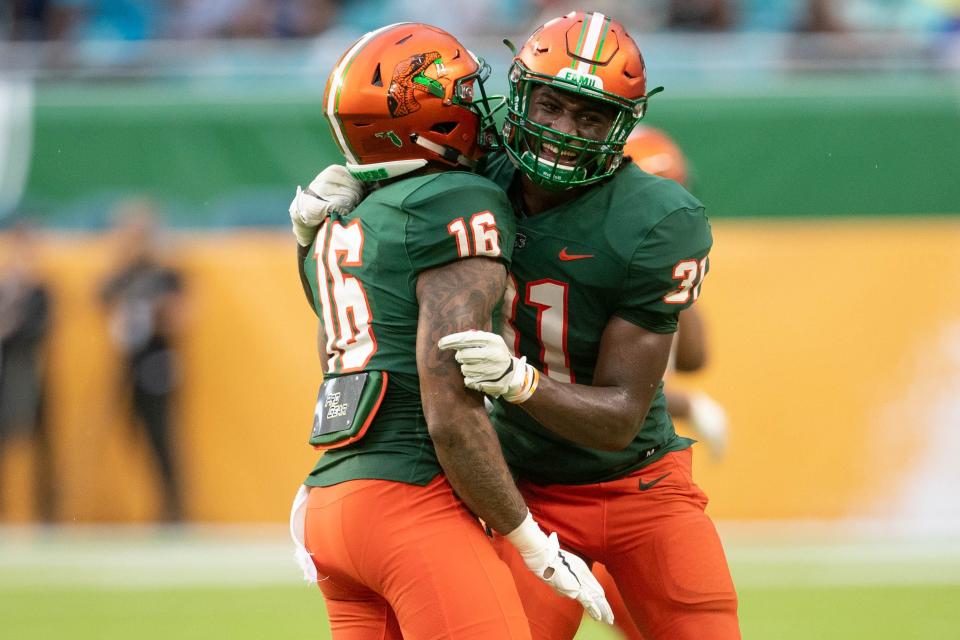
[481, 152, 712, 485]
[302, 171, 515, 488]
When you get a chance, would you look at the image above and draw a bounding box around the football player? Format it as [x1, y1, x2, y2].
[287, 23, 611, 639]
[623, 125, 729, 461]
[436, 12, 740, 639]
[592, 125, 732, 636]
[623, 125, 688, 185]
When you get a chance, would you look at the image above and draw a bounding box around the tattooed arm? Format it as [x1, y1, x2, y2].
[416, 257, 528, 534]
[417, 257, 615, 624]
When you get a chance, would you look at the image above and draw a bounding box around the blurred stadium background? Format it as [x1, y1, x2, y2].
[1, 1, 960, 638]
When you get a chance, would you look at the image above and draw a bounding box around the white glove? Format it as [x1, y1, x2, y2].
[289, 165, 365, 246]
[438, 330, 539, 403]
[689, 392, 728, 461]
[506, 512, 614, 625]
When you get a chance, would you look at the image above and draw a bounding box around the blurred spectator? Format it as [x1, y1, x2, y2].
[47, 0, 169, 41]
[839, 0, 948, 31]
[5, 0, 54, 40]
[6, 0, 958, 42]
[0, 221, 55, 522]
[211, 0, 275, 38]
[524, 2, 663, 34]
[795, 0, 847, 32]
[275, 0, 341, 38]
[164, 0, 248, 39]
[98, 201, 186, 522]
[667, 0, 736, 30]
[4, 0, 342, 41]
[164, 0, 341, 39]
[335, 0, 530, 38]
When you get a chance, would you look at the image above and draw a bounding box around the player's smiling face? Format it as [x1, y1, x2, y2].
[525, 85, 617, 163]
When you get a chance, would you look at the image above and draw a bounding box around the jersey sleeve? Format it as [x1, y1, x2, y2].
[401, 173, 515, 275]
[615, 206, 712, 334]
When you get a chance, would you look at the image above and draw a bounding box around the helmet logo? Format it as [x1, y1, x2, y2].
[387, 52, 445, 118]
[374, 130, 404, 147]
[556, 67, 604, 91]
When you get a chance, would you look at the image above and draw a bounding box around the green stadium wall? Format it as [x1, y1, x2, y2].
[14, 80, 960, 227]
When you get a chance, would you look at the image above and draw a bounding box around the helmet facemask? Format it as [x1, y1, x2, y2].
[452, 56, 505, 152]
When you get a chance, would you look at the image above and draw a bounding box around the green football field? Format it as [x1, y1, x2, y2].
[2, 523, 958, 639]
[3, 584, 959, 640]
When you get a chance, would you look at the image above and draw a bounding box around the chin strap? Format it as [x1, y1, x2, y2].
[411, 134, 477, 169]
[346, 159, 428, 181]
[346, 136, 475, 182]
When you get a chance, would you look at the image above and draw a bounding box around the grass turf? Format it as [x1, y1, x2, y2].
[3, 584, 959, 639]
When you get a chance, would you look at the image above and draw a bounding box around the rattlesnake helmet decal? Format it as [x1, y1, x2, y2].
[387, 51, 444, 118]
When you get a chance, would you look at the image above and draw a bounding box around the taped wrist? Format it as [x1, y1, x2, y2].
[503, 357, 540, 404]
[505, 510, 549, 561]
[293, 222, 317, 247]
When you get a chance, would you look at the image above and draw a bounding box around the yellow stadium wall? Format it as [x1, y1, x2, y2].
[0, 232, 323, 524]
[2, 218, 959, 523]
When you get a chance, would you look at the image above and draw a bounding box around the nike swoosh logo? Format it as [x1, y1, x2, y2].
[639, 472, 671, 491]
[559, 247, 594, 261]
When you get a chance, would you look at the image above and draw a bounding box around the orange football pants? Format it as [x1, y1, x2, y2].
[304, 475, 531, 640]
[494, 448, 739, 640]
[593, 563, 646, 640]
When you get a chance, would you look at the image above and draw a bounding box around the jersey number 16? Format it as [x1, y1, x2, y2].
[314, 219, 377, 373]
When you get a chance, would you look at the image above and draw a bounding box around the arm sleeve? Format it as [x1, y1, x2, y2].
[402, 174, 515, 276]
[615, 207, 713, 334]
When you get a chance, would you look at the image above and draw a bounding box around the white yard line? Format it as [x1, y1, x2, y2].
[2, 522, 959, 589]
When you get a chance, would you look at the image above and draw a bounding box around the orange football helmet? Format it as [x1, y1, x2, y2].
[503, 11, 662, 189]
[323, 23, 500, 182]
[624, 126, 689, 186]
